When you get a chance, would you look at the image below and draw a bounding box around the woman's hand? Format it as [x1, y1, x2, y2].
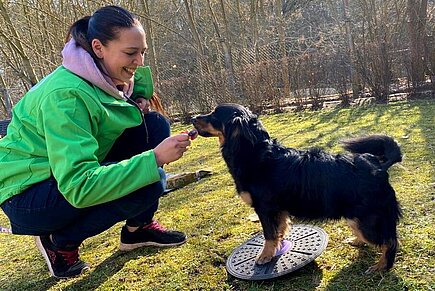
[153, 134, 191, 166]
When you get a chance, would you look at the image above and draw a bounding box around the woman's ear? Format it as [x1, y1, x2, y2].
[91, 39, 104, 59]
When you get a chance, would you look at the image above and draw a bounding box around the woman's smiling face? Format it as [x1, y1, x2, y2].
[92, 22, 147, 86]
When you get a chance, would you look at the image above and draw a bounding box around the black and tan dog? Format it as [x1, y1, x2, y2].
[192, 103, 402, 272]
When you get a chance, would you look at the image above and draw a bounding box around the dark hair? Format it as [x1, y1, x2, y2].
[66, 5, 138, 60]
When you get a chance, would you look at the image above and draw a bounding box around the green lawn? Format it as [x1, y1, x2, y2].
[0, 99, 434, 290]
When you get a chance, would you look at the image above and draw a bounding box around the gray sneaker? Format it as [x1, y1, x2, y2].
[35, 236, 89, 278]
[120, 221, 186, 251]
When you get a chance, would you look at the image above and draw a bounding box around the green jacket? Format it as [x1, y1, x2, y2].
[0, 66, 161, 208]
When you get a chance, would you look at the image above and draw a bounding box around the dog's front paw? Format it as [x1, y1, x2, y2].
[255, 240, 278, 265]
[256, 250, 274, 265]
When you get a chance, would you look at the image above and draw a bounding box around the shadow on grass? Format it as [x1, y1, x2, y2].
[227, 261, 323, 290]
[1, 277, 60, 291]
[412, 98, 435, 179]
[326, 246, 405, 290]
[0, 247, 160, 291]
[61, 248, 160, 290]
[278, 104, 407, 150]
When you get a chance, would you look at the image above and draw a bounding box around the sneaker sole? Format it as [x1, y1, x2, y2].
[35, 237, 90, 279]
[119, 239, 187, 252]
[35, 236, 57, 277]
[52, 265, 90, 279]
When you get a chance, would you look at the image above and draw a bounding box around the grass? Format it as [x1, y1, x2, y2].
[0, 99, 434, 290]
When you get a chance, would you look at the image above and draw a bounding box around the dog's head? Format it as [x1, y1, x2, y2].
[191, 103, 269, 147]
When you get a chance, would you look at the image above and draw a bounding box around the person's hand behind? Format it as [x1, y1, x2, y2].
[153, 134, 191, 166]
[135, 97, 150, 114]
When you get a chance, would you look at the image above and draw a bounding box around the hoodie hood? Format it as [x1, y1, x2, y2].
[62, 39, 134, 100]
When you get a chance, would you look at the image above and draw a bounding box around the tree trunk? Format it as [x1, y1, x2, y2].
[235, 0, 247, 49]
[183, 0, 210, 73]
[275, 0, 290, 102]
[250, 0, 260, 61]
[0, 73, 12, 118]
[0, 0, 38, 86]
[182, 0, 214, 110]
[207, 0, 239, 99]
[343, 0, 361, 98]
[141, 0, 161, 86]
[407, 0, 428, 87]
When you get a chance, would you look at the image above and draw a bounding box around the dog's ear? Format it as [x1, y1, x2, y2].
[226, 115, 257, 146]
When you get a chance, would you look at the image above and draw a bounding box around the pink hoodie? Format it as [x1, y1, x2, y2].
[61, 39, 134, 100]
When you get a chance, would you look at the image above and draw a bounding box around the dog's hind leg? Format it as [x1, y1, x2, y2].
[366, 239, 398, 273]
[256, 211, 289, 264]
[350, 218, 398, 272]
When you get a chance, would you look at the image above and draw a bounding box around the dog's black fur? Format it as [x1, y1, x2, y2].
[192, 103, 402, 272]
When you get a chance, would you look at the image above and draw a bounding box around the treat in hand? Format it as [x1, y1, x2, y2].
[181, 129, 198, 140]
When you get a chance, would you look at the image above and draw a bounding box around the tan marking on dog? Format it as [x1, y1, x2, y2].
[256, 211, 291, 265]
[203, 126, 221, 137]
[218, 132, 225, 146]
[366, 244, 389, 273]
[239, 191, 253, 206]
[277, 211, 291, 239]
[193, 120, 222, 138]
[193, 117, 226, 145]
[347, 219, 396, 272]
[346, 219, 369, 246]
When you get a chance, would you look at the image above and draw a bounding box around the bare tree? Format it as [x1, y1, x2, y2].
[140, 0, 161, 86]
[206, 0, 239, 99]
[407, 0, 428, 88]
[352, 0, 402, 102]
[342, 0, 361, 98]
[0, 0, 38, 87]
[183, 0, 210, 73]
[250, 0, 260, 61]
[0, 0, 433, 119]
[275, 0, 291, 103]
[0, 73, 12, 118]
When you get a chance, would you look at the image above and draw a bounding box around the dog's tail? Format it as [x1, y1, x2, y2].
[341, 135, 402, 171]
